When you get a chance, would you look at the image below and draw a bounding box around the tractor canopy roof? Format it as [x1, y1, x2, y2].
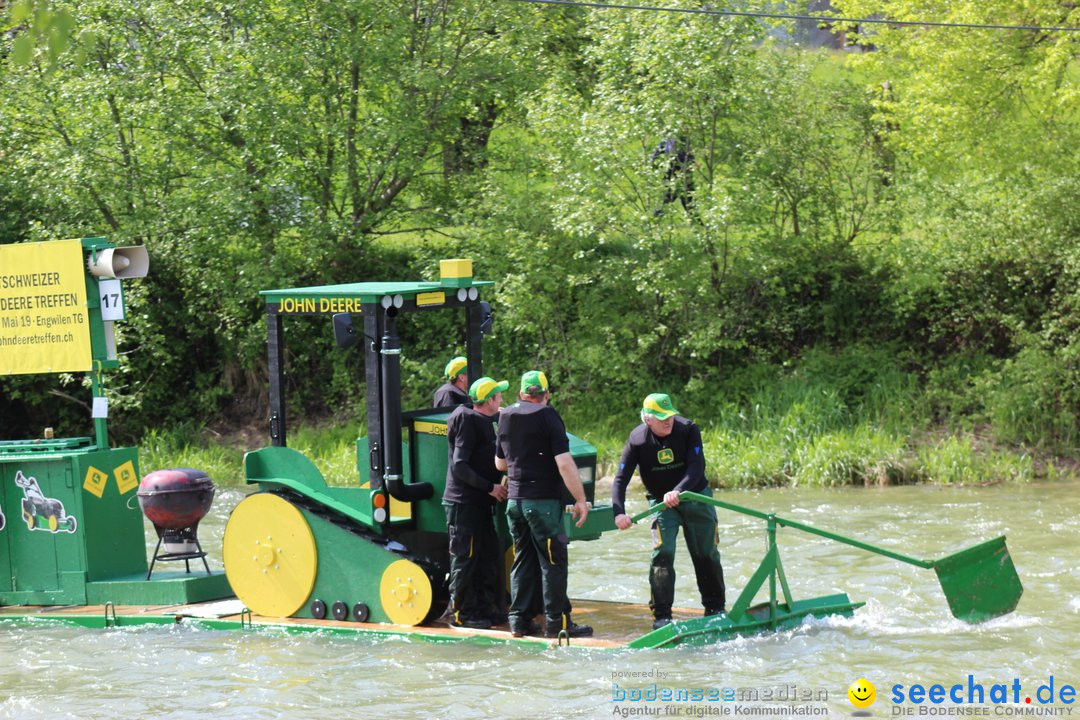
[260, 279, 495, 317]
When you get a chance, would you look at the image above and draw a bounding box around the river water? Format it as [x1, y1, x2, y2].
[1, 482, 1077, 719]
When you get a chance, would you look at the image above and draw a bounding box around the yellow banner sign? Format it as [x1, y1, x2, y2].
[0, 239, 92, 375]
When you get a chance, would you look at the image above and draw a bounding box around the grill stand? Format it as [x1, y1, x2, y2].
[147, 524, 211, 579]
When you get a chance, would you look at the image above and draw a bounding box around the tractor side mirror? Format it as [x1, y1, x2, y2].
[478, 301, 493, 335]
[332, 313, 359, 349]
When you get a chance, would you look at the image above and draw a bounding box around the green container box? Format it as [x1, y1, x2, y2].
[0, 440, 147, 605]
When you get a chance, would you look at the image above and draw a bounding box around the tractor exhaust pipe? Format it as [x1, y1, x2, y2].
[380, 309, 433, 502]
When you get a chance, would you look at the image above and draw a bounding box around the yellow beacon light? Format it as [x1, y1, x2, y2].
[439, 259, 473, 288]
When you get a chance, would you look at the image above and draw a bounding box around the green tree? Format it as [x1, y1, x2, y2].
[497, 7, 890, 404]
[834, 0, 1080, 177]
[2, 0, 77, 68]
[833, 0, 1080, 448]
[0, 0, 553, 434]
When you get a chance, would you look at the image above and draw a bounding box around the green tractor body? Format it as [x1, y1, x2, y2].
[225, 261, 613, 625]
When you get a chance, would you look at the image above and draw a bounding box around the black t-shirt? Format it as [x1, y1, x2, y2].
[433, 382, 471, 408]
[443, 405, 501, 506]
[496, 401, 570, 500]
[610, 417, 706, 516]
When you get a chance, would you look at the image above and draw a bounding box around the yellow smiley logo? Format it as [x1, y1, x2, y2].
[848, 679, 876, 708]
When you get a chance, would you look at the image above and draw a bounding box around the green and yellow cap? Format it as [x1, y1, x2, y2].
[520, 370, 549, 394]
[470, 377, 509, 403]
[642, 393, 679, 420]
[445, 356, 468, 379]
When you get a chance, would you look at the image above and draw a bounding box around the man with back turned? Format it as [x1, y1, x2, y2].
[495, 370, 593, 639]
[442, 376, 510, 629]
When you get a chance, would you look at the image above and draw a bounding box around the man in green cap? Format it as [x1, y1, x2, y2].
[434, 355, 471, 408]
[611, 393, 725, 630]
[442, 376, 510, 628]
[495, 370, 593, 638]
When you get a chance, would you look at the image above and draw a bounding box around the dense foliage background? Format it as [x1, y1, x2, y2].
[2, 0, 1078, 485]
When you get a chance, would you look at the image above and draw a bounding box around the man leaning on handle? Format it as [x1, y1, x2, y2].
[612, 393, 726, 631]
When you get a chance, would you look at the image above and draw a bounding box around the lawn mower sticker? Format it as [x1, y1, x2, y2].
[14, 470, 78, 534]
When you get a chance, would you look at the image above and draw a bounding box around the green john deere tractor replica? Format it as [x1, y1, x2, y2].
[0, 245, 1023, 646]
[222, 259, 613, 626]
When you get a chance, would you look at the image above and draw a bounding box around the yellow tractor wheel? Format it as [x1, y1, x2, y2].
[223, 494, 318, 618]
[379, 559, 433, 626]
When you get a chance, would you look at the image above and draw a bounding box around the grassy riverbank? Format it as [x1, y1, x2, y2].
[141, 346, 1077, 489]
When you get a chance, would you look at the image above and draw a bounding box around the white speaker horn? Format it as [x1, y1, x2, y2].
[87, 246, 149, 279]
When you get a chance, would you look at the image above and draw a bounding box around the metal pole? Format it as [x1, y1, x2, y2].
[632, 491, 935, 569]
[267, 311, 286, 447]
[91, 366, 107, 449]
[465, 303, 483, 382]
[767, 516, 777, 629]
[773, 515, 934, 569]
[364, 305, 382, 491]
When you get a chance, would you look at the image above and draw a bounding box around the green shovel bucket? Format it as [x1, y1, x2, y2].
[931, 536, 1023, 623]
[634, 492, 1023, 625]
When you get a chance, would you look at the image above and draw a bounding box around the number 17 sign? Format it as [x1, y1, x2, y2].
[98, 278, 125, 321]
